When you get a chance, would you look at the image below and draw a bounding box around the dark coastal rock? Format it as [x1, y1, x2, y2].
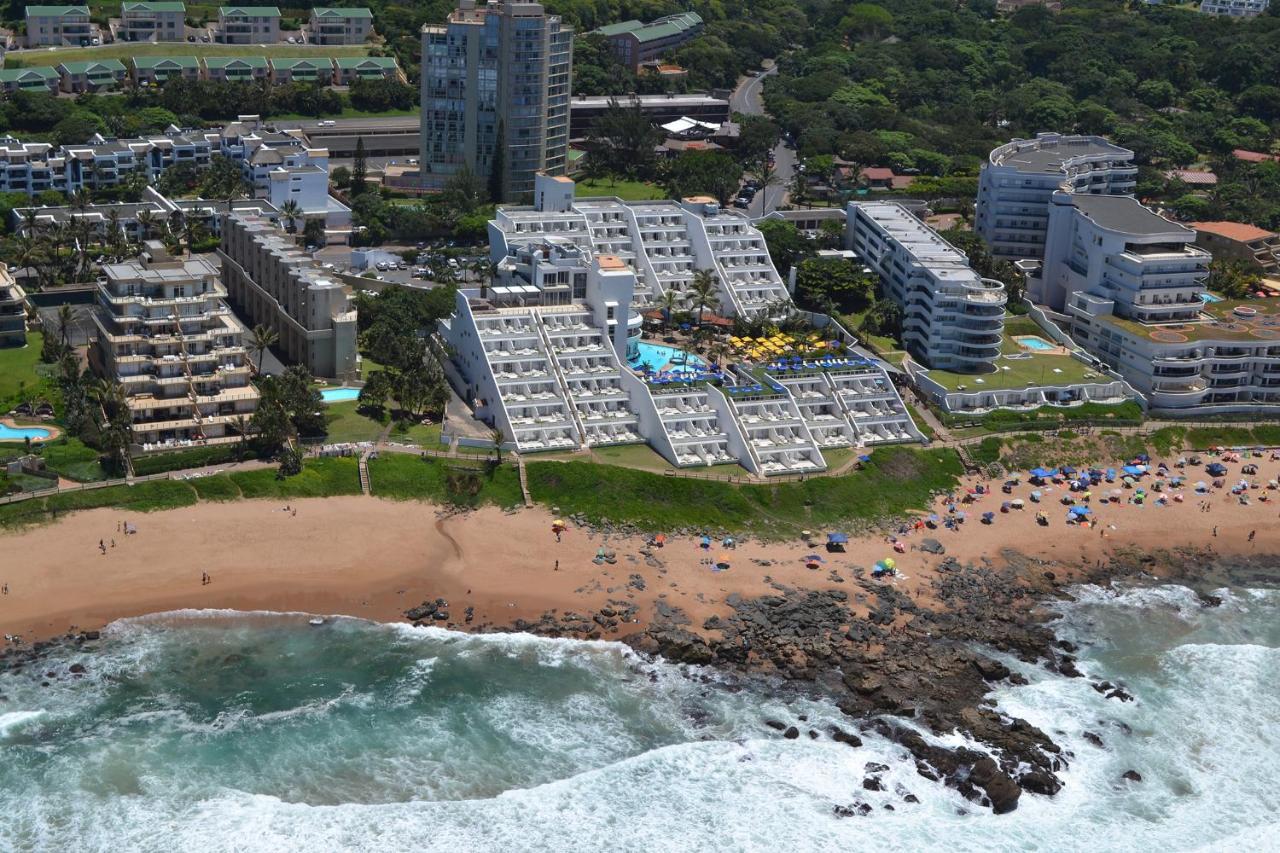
[1017, 768, 1061, 796]
[972, 656, 1012, 683]
[1121, 770, 1143, 783]
[862, 776, 884, 791]
[864, 762, 890, 774]
[903, 794, 919, 804]
[1082, 731, 1105, 749]
[68, 663, 86, 675]
[783, 726, 800, 740]
[920, 538, 945, 555]
[830, 726, 862, 748]
[1106, 687, 1134, 703]
[764, 719, 787, 731]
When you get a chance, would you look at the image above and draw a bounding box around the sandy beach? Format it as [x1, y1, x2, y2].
[2, 453, 1278, 644]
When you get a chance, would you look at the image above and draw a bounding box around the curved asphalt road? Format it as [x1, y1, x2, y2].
[730, 64, 796, 217]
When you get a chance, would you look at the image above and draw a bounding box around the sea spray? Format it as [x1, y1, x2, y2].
[0, 593, 1275, 852]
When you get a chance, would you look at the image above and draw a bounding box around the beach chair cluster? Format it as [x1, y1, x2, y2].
[729, 333, 841, 362]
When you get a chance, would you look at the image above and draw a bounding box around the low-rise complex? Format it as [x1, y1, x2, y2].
[308, 6, 373, 44]
[203, 56, 270, 82]
[118, 1, 186, 42]
[215, 5, 281, 44]
[0, 67, 61, 95]
[25, 4, 97, 47]
[1199, 0, 1269, 16]
[218, 213, 357, 379]
[976, 133, 1137, 261]
[846, 201, 1007, 373]
[1191, 221, 1280, 275]
[591, 12, 703, 72]
[56, 59, 128, 93]
[132, 55, 202, 86]
[89, 242, 259, 450]
[440, 174, 921, 471]
[0, 264, 27, 348]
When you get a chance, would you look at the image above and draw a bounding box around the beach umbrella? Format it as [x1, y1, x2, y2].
[1011, 498, 1024, 508]
[1195, 481, 1208, 492]
[803, 554, 824, 562]
[827, 532, 849, 544]
[982, 511, 995, 524]
[715, 553, 731, 565]
[893, 541, 907, 553]
[552, 519, 565, 528]
[1069, 506, 1091, 517]
[700, 535, 711, 548]
[1030, 490, 1042, 502]
[884, 557, 896, 570]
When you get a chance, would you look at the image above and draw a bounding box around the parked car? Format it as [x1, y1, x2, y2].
[733, 197, 750, 209]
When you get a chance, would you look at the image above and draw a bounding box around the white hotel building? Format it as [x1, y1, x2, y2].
[976, 133, 1137, 261]
[439, 175, 922, 473]
[1028, 191, 1280, 414]
[846, 201, 1007, 374]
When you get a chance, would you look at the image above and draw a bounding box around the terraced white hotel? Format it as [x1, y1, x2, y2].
[846, 201, 1007, 374]
[441, 175, 922, 474]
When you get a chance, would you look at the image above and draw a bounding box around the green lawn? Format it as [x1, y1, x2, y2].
[588, 442, 679, 473]
[229, 456, 361, 499]
[923, 351, 1099, 392]
[575, 178, 666, 201]
[525, 446, 963, 537]
[389, 419, 443, 447]
[0, 335, 46, 406]
[323, 400, 387, 444]
[819, 446, 859, 470]
[904, 403, 936, 441]
[4, 42, 370, 68]
[368, 453, 523, 508]
[40, 437, 109, 481]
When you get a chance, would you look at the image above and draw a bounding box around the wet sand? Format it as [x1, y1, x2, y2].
[1, 457, 1278, 644]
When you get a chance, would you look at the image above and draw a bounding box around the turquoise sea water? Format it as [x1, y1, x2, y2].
[1, 585, 1277, 852]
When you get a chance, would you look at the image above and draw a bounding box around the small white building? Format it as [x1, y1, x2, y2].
[1199, 0, 1269, 16]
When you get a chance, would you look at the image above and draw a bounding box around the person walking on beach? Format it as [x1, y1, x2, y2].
[1213, 526, 1218, 537]
[1249, 530, 1256, 543]
[1, 583, 7, 595]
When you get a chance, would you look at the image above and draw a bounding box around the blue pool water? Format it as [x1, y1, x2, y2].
[0, 423, 52, 441]
[1014, 335, 1056, 352]
[629, 342, 708, 373]
[1200, 292, 1224, 303]
[320, 387, 361, 404]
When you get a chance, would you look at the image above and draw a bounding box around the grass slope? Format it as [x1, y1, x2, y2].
[526, 447, 964, 537]
[367, 453, 523, 509]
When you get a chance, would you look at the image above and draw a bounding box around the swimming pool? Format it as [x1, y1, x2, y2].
[0, 423, 53, 442]
[629, 341, 709, 373]
[320, 387, 361, 404]
[1014, 335, 1057, 352]
[1200, 292, 1224, 303]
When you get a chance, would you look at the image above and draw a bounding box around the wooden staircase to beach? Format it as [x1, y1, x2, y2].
[516, 453, 533, 508]
[358, 449, 372, 495]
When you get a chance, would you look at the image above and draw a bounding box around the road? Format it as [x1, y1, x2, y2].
[729, 65, 795, 217]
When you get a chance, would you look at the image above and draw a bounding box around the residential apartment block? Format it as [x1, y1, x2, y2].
[13, 189, 279, 242]
[591, 12, 702, 72]
[269, 57, 334, 85]
[439, 174, 920, 469]
[56, 59, 128, 93]
[218, 213, 357, 378]
[333, 56, 401, 85]
[25, 5, 97, 46]
[1022, 192, 1280, 414]
[132, 55, 201, 86]
[89, 242, 259, 449]
[0, 264, 27, 348]
[420, 0, 573, 198]
[215, 5, 280, 43]
[1199, 0, 1269, 16]
[118, 1, 186, 42]
[976, 133, 1137, 261]
[1191, 221, 1280, 274]
[308, 6, 373, 44]
[0, 67, 60, 95]
[846, 201, 1008, 374]
[203, 55, 270, 82]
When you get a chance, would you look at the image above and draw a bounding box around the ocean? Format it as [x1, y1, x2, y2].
[0, 585, 1276, 853]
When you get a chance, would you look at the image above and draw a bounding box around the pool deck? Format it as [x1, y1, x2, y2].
[0, 417, 62, 444]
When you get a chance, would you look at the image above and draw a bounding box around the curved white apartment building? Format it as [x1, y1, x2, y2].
[977, 132, 1137, 261]
[846, 202, 1007, 374]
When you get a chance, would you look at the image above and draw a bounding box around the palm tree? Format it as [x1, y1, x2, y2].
[279, 199, 302, 235]
[657, 288, 680, 332]
[136, 209, 156, 241]
[249, 324, 279, 375]
[689, 269, 720, 327]
[490, 427, 505, 465]
[55, 304, 73, 351]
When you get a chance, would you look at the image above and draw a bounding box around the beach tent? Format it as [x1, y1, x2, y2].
[1206, 463, 1228, 477]
[827, 532, 849, 552]
[1069, 506, 1091, 517]
[1122, 465, 1146, 477]
[1030, 467, 1057, 479]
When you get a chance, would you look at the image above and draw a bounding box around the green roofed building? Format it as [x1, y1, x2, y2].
[309, 7, 374, 45]
[0, 66, 60, 94]
[56, 59, 128, 93]
[216, 5, 282, 44]
[132, 55, 201, 86]
[24, 5, 96, 47]
[590, 12, 702, 72]
[332, 55, 399, 85]
[120, 2, 186, 42]
[269, 57, 334, 85]
[203, 55, 270, 82]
